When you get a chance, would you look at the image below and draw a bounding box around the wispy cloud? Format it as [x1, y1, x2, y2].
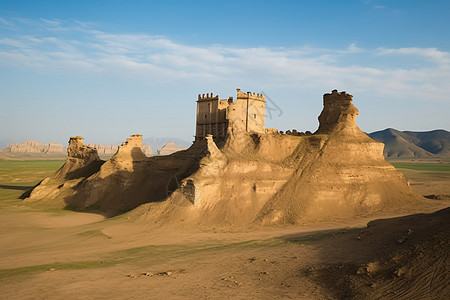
[377, 47, 450, 64]
[0, 17, 449, 101]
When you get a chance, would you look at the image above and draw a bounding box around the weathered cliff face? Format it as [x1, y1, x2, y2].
[315, 90, 360, 135]
[24, 134, 199, 215]
[23, 90, 418, 226]
[4, 141, 67, 155]
[53, 136, 102, 181]
[23, 136, 104, 206]
[142, 90, 414, 226]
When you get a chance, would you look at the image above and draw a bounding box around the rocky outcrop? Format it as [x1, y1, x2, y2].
[52, 136, 102, 181]
[315, 90, 359, 135]
[23, 136, 104, 205]
[23, 90, 419, 226]
[24, 134, 197, 215]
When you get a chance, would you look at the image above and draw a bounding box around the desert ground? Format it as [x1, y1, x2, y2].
[0, 159, 448, 299]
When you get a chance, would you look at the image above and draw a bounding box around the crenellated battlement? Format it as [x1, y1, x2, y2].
[236, 88, 265, 102]
[198, 93, 220, 101]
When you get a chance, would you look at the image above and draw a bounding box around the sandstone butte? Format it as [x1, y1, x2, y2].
[22, 89, 419, 227]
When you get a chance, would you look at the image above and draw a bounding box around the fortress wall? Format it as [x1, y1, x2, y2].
[247, 99, 265, 133]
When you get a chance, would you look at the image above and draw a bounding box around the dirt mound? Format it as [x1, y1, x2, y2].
[309, 207, 449, 299]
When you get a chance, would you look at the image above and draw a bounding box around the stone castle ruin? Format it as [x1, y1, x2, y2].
[22, 89, 418, 227]
[196, 89, 266, 141]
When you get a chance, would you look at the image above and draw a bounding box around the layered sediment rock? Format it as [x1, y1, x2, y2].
[23, 136, 104, 205]
[4, 141, 66, 155]
[24, 90, 418, 225]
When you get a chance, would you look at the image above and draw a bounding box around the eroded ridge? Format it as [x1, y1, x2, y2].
[23, 89, 417, 226]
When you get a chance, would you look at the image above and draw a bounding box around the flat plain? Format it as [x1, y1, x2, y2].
[0, 159, 448, 299]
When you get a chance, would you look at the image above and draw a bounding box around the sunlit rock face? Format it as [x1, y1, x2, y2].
[23, 90, 418, 226]
[316, 90, 359, 135]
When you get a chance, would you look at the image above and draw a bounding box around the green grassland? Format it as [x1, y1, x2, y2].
[0, 160, 64, 203]
[389, 162, 450, 172]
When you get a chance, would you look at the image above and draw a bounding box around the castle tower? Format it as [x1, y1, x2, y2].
[195, 93, 230, 140]
[232, 89, 266, 133]
[195, 89, 266, 140]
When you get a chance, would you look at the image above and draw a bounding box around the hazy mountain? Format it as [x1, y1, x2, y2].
[368, 128, 450, 158]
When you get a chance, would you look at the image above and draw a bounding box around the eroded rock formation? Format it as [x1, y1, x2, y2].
[3, 140, 67, 155]
[23, 90, 418, 225]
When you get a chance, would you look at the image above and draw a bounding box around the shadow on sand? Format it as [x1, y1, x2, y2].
[0, 184, 35, 191]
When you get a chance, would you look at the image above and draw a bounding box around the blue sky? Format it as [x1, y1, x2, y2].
[0, 0, 449, 146]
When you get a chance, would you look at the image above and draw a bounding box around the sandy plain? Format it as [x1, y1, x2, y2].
[0, 159, 448, 299]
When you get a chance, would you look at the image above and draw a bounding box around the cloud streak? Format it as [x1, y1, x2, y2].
[0, 17, 449, 102]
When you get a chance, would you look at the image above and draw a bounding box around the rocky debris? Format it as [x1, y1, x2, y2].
[157, 142, 187, 155]
[157, 271, 173, 276]
[127, 270, 178, 279]
[221, 276, 242, 286]
[424, 194, 450, 200]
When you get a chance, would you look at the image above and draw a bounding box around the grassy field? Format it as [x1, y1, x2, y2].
[389, 162, 450, 172]
[0, 160, 64, 203]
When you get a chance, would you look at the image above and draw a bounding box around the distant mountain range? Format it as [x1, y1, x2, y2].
[368, 128, 450, 158]
[0, 130, 448, 159]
